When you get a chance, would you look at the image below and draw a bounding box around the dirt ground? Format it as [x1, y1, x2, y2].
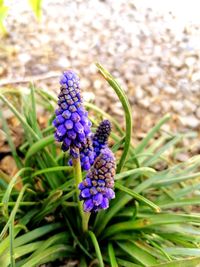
[0, 0, 200, 175]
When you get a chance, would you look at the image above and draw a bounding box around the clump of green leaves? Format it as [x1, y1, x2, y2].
[0, 64, 200, 267]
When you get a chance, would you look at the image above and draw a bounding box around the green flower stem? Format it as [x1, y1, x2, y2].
[72, 156, 90, 232]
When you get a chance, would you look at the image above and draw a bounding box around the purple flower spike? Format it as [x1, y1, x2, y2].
[79, 147, 116, 212]
[53, 70, 93, 162]
[93, 120, 112, 158]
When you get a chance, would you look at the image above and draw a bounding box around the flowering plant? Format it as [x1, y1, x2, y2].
[0, 64, 200, 267]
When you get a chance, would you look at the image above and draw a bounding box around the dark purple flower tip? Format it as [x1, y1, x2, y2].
[92, 120, 112, 159]
[84, 199, 94, 212]
[94, 119, 111, 143]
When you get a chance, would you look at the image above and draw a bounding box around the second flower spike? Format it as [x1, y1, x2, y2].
[79, 147, 116, 212]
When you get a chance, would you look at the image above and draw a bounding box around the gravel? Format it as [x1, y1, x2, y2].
[1, 0, 200, 138]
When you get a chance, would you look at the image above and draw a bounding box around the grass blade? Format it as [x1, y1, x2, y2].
[115, 183, 160, 212]
[31, 166, 73, 178]
[96, 63, 139, 171]
[115, 167, 156, 180]
[88, 231, 104, 267]
[24, 134, 54, 165]
[9, 217, 15, 267]
[14, 223, 62, 247]
[0, 184, 29, 240]
[108, 243, 118, 267]
[0, 94, 39, 140]
[102, 213, 200, 239]
[152, 256, 200, 267]
[2, 168, 32, 219]
[116, 258, 141, 267]
[117, 241, 159, 266]
[21, 244, 73, 267]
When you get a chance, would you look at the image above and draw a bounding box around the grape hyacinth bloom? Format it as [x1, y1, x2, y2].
[53, 70, 93, 165]
[93, 119, 112, 158]
[79, 147, 116, 212]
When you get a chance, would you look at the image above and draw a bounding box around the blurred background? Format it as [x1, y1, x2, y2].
[0, 0, 200, 167]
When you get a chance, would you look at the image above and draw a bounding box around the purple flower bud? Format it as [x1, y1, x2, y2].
[93, 193, 103, 206]
[105, 188, 115, 199]
[100, 197, 109, 209]
[52, 115, 65, 126]
[67, 130, 76, 140]
[55, 108, 62, 116]
[81, 188, 91, 198]
[78, 132, 86, 142]
[62, 110, 71, 119]
[61, 143, 69, 152]
[65, 120, 73, 130]
[57, 125, 67, 137]
[83, 178, 92, 187]
[74, 122, 84, 134]
[78, 182, 85, 190]
[71, 112, 81, 122]
[63, 137, 71, 147]
[84, 199, 94, 212]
